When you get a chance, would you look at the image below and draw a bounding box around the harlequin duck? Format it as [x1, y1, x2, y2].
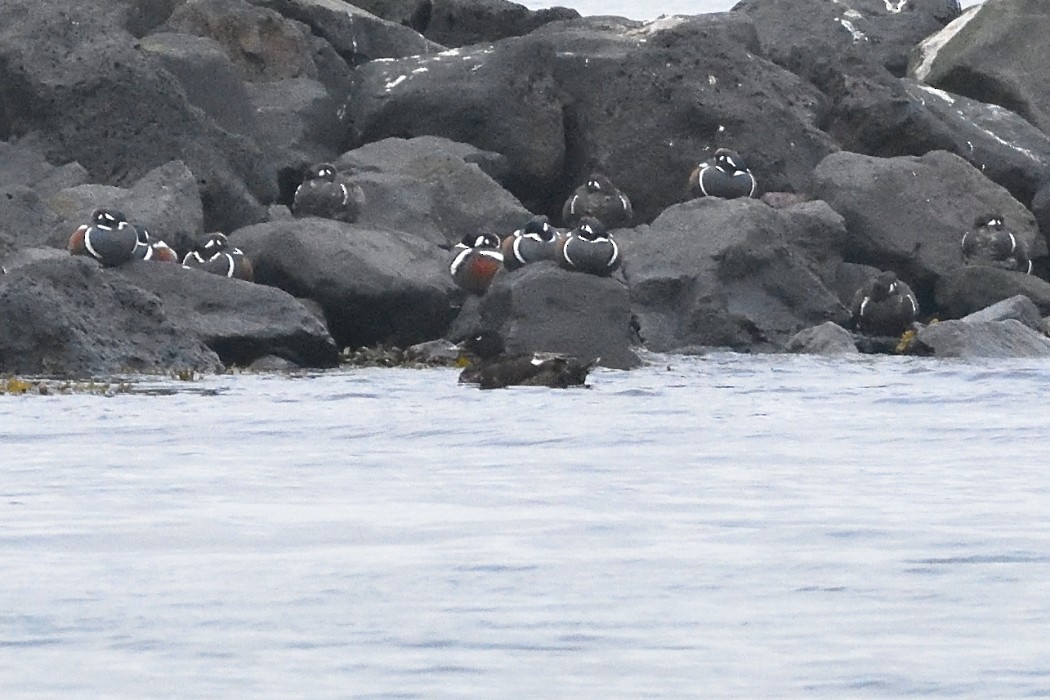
[450, 231, 504, 295]
[961, 213, 1032, 274]
[501, 216, 561, 271]
[131, 226, 180, 263]
[688, 148, 757, 199]
[457, 331, 595, 390]
[292, 162, 366, 223]
[182, 233, 253, 281]
[68, 208, 140, 267]
[851, 270, 918, 337]
[561, 173, 633, 228]
[557, 216, 621, 276]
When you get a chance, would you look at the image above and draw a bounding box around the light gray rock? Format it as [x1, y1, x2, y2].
[961, 294, 1044, 331]
[787, 322, 859, 356]
[913, 318, 1050, 358]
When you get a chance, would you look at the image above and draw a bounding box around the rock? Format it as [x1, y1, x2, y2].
[734, 0, 961, 76]
[247, 78, 343, 180]
[787, 321, 859, 356]
[910, 0, 1050, 136]
[161, 0, 320, 82]
[46, 160, 206, 258]
[901, 81, 1050, 206]
[419, 0, 579, 48]
[470, 262, 640, 370]
[0, 186, 65, 260]
[404, 338, 459, 364]
[0, 0, 272, 233]
[0, 142, 89, 196]
[1030, 182, 1050, 263]
[811, 150, 1041, 303]
[112, 261, 339, 368]
[342, 13, 836, 220]
[229, 218, 458, 348]
[251, 0, 444, 64]
[335, 136, 531, 248]
[961, 294, 1044, 331]
[935, 266, 1050, 318]
[0, 256, 223, 377]
[139, 32, 261, 140]
[619, 197, 850, 352]
[912, 318, 1050, 358]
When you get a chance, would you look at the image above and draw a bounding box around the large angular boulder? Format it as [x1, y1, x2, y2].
[912, 318, 1050, 358]
[342, 13, 837, 220]
[787, 321, 860, 356]
[113, 262, 339, 368]
[469, 262, 640, 370]
[0, 256, 223, 376]
[0, 186, 66, 261]
[250, 0, 444, 64]
[961, 294, 1044, 331]
[229, 218, 459, 348]
[0, 142, 89, 196]
[335, 136, 530, 248]
[619, 198, 850, 352]
[812, 150, 1041, 302]
[248, 78, 343, 175]
[910, 0, 1050, 136]
[162, 0, 321, 82]
[734, 0, 961, 76]
[0, 0, 273, 233]
[935, 266, 1050, 318]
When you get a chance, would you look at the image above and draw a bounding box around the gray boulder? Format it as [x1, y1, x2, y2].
[0, 142, 89, 196]
[787, 322, 860, 356]
[812, 150, 1041, 302]
[0, 257, 223, 376]
[935, 266, 1050, 318]
[910, 0, 1050, 136]
[112, 262, 339, 368]
[735, 0, 961, 76]
[961, 294, 1044, 331]
[912, 318, 1050, 358]
[619, 197, 850, 352]
[471, 262, 640, 370]
[229, 218, 459, 348]
[335, 136, 530, 248]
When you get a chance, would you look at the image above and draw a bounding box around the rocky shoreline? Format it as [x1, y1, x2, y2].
[3, 0, 1050, 378]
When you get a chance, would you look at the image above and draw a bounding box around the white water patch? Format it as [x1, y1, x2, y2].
[910, 5, 982, 82]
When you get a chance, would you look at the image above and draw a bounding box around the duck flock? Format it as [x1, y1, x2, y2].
[59, 143, 1036, 388]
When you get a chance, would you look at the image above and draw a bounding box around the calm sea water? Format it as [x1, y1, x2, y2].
[2, 353, 1049, 698]
[522, 0, 983, 21]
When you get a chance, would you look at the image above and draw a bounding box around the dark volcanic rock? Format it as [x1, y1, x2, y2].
[812, 150, 1042, 304]
[734, 0, 961, 76]
[470, 262, 639, 370]
[140, 32, 261, 140]
[0, 141, 89, 196]
[343, 13, 836, 220]
[910, 0, 1050, 136]
[912, 318, 1050, 358]
[787, 321, 860, 356]
[0, 256, 222, 376]
[619, 198, 850, 352]
[336, 136, 530, 248]
[250, 0, 444, 64]
[0, 0, 272, 233]
[230, 218, 458, 348]
[935, 266, 1050, 318]
[0, 186, 65, 262]
[113, 262, 339, 368]
[961, 294, 1044, 331]
[162, 0, 320, 82]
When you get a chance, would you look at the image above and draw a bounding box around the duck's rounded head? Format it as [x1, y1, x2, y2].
[91, 208, 128, 230]
[308, 163, 338, 182]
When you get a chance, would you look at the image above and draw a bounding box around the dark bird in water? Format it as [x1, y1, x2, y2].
[449, 231, 504, 295]
[556, 216, 621, 276]
[561, 173, 633, 228]
[457, 331, 596, 390]
[688, 148, 758, 200]
[501, 215, 561, 271]
[182, 232, 253, 281]
[851, 270, 918, 337]
[292, 162, 366, 223]
[68, 208, 140, 267]
[961, 213, 1032, 274]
